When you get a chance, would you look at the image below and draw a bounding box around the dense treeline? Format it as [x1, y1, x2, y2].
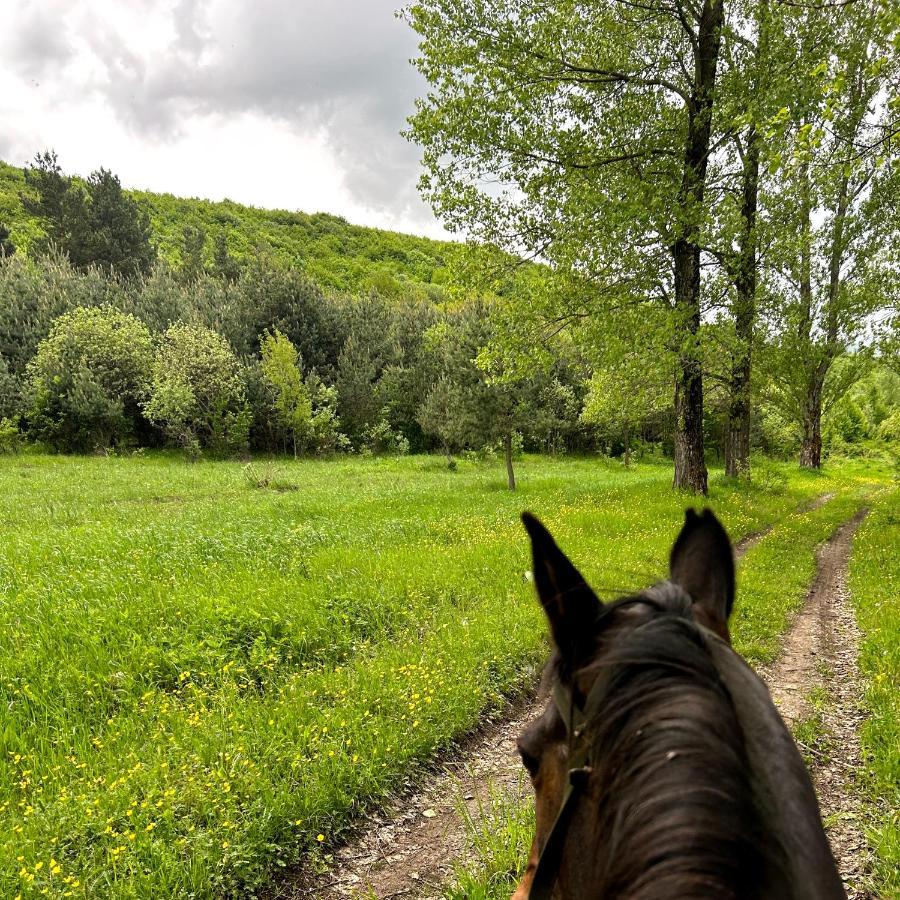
[0, 149, 896, 488]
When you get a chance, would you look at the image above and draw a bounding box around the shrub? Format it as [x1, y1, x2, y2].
[25, 305, 153, 451]
[0, 417, 21, 454]
[143, 323, 249, 456]
[362, 418, 410, 456]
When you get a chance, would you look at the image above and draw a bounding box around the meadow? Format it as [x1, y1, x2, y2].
[0, 452, 891, 899]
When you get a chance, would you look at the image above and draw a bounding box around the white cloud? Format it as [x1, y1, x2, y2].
[0, 0, 448, 238]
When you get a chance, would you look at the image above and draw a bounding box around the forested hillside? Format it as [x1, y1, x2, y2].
[0, 160, 453, 295]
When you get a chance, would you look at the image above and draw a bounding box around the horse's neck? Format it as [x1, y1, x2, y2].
[707, 642, 847, 900]
[579, 677, 772, 899]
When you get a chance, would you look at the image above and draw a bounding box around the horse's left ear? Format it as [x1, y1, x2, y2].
[669, 508, 736, 630]
[522, 512, 602, 665]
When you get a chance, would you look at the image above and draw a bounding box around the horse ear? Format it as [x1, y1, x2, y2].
[522, 512, 601, 664]
[669, 508, 736, 628]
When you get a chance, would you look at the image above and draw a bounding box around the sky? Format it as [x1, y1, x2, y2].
[0, 0, 448, 238]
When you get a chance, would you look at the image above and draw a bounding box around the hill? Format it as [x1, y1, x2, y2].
[0, 159, 455, 295]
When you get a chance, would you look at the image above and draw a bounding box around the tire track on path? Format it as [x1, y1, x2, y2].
[759, 508, 872, 899]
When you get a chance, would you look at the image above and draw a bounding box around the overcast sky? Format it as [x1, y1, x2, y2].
[1, 0, 447, 237]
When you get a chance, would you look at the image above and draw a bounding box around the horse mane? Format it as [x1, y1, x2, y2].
[569, 583, 787, 899]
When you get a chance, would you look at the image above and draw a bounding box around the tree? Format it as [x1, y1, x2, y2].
[77, 168, 156, 278]
[0, 249, 124, 377]
[21, 153, 155, 278]
[762, 2, 899, 468]
[581, 361, 671, 464]
[417, 306, 560, 489]
[260, 329, 313, 456]
[712, 0, 779, 478]
[179, 225, 207, 283]
[25, 306, 153, 451]
[213, 231, 242, 283]
[0, 224, 15, 258]
[228, 261, 344, 368]
[143, 323, 250, 455]
[407, 0, 730, 493]
[21, 150, 68, 247]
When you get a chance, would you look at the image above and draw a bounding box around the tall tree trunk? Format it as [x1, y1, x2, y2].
[504, 431, 516, 491]
[671, 0, 724, 495]
[798, 166, 849, 469]
[799, 369, 824, 468]
[725, 126, 759, 478]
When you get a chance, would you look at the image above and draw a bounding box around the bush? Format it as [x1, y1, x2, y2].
[0, 417, 22, 454]
[362, 418, 410, 456]
[144, 323, 250, 456]
[25, 305, 153, 451]
[0, 354, 20, 420]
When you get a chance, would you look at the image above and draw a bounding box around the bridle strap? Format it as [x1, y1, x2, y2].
[528, 679, 599, 899]
[527, 772, 583, 900]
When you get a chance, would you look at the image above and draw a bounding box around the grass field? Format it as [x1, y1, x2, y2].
[0, 453, 888, 898]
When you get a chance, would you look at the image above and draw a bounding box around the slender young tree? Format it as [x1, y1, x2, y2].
[763, 1, 899, 468]
[260, 329, 313, 457]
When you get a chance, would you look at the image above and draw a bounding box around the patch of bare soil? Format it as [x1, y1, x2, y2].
[733, 527, 770, 557]
[280, 697, 541, 899]
[806, 491, 837, 511]
[760, 508, 872, 899]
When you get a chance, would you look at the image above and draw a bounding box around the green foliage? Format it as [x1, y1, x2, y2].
[0, 417, 21, 454]
[0, 222, 14, 257]
[418, 305, 583, 484]
[361, 418, 410, 456]
[178, 224, 207, 283]
[260, 330, 314, 455]
[822, 366, 900, 455]
[21, 152, 155, 278]
[25, 306, 153, 451]
[758, 2, 900, 466]
[0, 355, 20, 421]
[143, 323, 250, 455]
[581, 360, 670, 459]
[0, 250, 125, 376]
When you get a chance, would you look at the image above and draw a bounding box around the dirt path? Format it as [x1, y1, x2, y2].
[285, 523, 779, 900]
[759, 508, 872, 899]
[282, 697, 541, 899]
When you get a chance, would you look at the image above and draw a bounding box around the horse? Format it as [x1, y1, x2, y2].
[512, 508, 845, 900]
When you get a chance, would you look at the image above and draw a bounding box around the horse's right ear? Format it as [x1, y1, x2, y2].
[521, 513, 601, 665]
[669, 508, 736, 633]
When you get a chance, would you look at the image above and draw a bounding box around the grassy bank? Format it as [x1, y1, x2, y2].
[0, 453, 880, 898]
[849, 485, 900, 898]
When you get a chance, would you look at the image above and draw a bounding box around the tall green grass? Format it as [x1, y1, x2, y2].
[0, 453, 880, 898]
[849, 485, 900, 898]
